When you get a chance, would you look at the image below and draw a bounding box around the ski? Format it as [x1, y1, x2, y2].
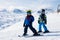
[18, 34, 43, 38]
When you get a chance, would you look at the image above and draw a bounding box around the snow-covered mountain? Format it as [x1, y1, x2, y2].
[0, 9, 8, 13]
[0, 9, 25, 13]
[0, 11, 26, 30]
[37, 8, 55, 14]
[13, 9, 25, 14]
[0, 8, 26, 30]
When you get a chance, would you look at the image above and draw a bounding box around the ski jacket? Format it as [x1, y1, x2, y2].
[24, 15, 34, 26]
[38, 14, 47, 24]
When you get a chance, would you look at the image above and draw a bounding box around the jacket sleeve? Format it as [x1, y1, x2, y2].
[44, 15, 47, 24]
[38, 15, 42, 24]
[31, 16, 34, 22]
[38, 18, 40, 24]
[23, 18, 26, 27]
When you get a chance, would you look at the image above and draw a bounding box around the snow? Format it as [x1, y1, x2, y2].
[0, 12, 60, 40]
[0, 12, 26, 30]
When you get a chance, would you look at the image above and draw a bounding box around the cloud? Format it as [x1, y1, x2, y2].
[37, 4, 52, 9]
[0, 0, 60, 10]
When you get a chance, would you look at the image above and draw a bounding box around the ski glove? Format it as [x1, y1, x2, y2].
[23, 24, 25, 27]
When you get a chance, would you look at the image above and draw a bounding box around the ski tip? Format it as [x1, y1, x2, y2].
[18, 35, 20, 37]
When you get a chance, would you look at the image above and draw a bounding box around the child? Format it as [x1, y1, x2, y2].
[38, 9, 49, 33]
[23, 10, 40, 36]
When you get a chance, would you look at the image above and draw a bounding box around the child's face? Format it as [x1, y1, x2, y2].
[42, 11, 45, 14]
[27, 13, 31, 15]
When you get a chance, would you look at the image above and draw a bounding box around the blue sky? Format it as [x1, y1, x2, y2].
[0, 0, 60, 10]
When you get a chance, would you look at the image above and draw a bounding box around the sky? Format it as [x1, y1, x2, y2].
[0, 0, 60, 10]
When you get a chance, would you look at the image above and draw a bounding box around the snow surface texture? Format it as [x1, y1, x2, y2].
[0, 12, 60, 40]
[0, 12, 26, 30]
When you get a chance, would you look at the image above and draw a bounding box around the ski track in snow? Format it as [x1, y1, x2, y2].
[0, 12, 60, 40]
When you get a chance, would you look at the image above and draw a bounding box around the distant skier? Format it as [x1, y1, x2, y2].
[23, 10, 40, 36]
[38, 9, 49, 33]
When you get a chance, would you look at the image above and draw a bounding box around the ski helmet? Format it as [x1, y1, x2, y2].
[27, 10, 32, 14]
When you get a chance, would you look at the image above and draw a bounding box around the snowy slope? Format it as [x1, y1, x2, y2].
[0, 12, 60, 40]
[0, 12, 26, 30]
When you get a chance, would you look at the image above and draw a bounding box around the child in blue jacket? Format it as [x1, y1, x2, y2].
[23, 10, 40, 36]
[38, 9, 49, 33]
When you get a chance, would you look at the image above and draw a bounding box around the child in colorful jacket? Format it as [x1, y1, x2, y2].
[38, 9, 49, 33]
[23, 10, 40, 36]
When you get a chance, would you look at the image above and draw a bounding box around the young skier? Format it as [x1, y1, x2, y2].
[38, 9, 49, 33]
[23, 10, 40, 36]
